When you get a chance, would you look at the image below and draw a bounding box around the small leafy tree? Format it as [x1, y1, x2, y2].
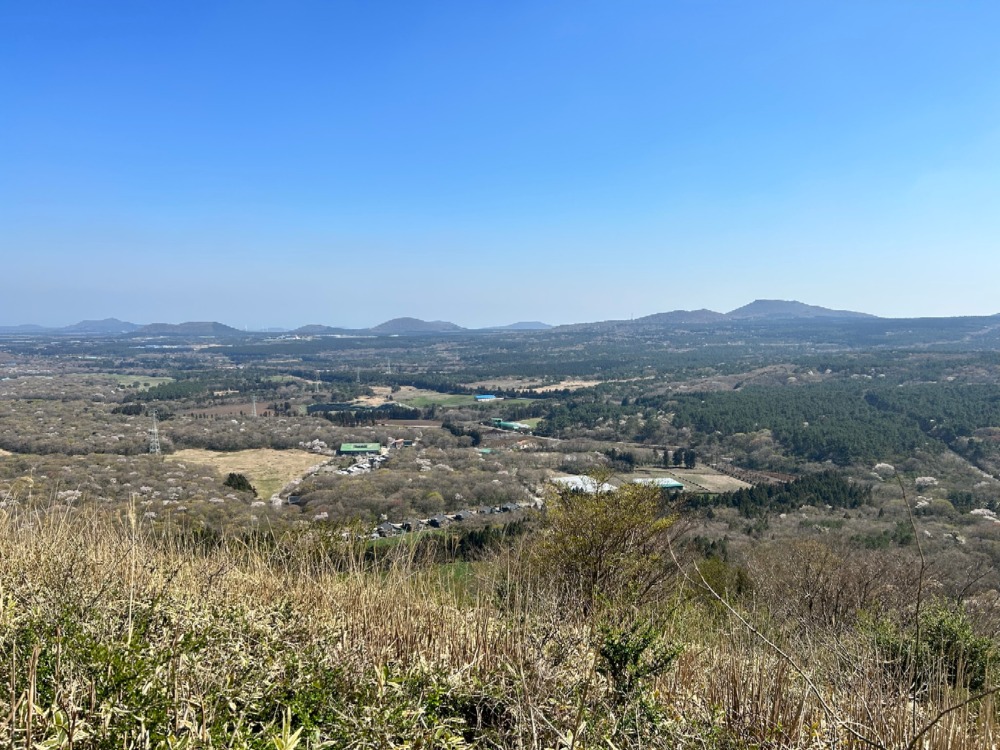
[871, 601, 995, 692]
[223, 472, 258, 497]
[597, 620, 682, 702]
[533, 472, 677, 614]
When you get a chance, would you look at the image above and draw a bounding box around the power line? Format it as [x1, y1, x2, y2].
[149, 409, 161, 455]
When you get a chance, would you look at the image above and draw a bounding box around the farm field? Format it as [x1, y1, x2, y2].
[462, 377, 605, 392]
[393, 388, 479, 407]
[180, 402, 275, 417]
[629, 466, 752, 493]
[351, 385, 483, 408]
[378, 419, 444, 427]
[166, 448, 326, 501]
[532, 378, 605, 392]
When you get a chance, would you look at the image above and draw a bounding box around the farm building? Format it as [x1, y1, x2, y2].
[475, 394, 498, 401]
[632, 477, 685, 490]
[338, 442, 382, 456]
[490, 417, 531, 431]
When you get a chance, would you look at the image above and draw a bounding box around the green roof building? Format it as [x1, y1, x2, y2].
[338, 442, 382, 455]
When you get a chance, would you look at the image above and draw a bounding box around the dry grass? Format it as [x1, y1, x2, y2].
[676, 469, 752, 493]
[460, 378, 607, 392]
[166, 448, 325, 500]
[1, 505, 998, 748]
[532, 379, 605, 393]
[351, 385, 394, 406]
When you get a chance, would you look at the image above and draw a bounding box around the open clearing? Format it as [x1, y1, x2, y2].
[166, 448, 325, 500]
[402, 393, 479, 408]
[352, 386, 394, 406]
[180, 403, 276, 417]
[353, 386, 538, 409]
[462, 377, 604, 393]
[532, 379, 604, 393]
[354, 386, 479, 408]
[99, 374, 175, 390]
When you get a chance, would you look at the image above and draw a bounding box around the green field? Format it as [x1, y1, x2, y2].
[100, 374, 175, 390]
[399, 394, 539, 409]
[400, 393, 479, 408]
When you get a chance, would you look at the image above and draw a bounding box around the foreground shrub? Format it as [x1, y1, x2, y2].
[530, 475, 678, 614]
[870, 601, 996, 693]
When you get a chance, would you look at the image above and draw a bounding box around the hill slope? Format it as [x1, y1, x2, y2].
[135, 321, 244, 336]
[725, 299, 875, 320]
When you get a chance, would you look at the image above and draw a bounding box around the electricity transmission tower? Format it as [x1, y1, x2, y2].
[148, 410, 161, 455]
[251, 393, 257, 418]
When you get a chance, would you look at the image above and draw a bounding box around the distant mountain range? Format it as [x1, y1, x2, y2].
[1, 301, 995, 338]
[0, 318, 141, 336]
[563, 299, 881, 331]
[0, 317, 550, 337]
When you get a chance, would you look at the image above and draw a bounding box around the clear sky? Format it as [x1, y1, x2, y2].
[3, 1, 1000, 328]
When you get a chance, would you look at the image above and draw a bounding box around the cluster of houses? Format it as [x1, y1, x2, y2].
[366, 472, 686, 538]
[371, 499, 541, 539]
[332, 438, 415, 476]
[334, 452, 389, 476]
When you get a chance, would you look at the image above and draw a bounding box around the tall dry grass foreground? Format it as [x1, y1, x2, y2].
[1, 501, 999, 748]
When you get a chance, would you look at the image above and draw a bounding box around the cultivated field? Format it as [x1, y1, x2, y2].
[166, 448, 326, 501]
[629, 466, 752, 493]
[532, 378, 604, 392]
[462, 377, 605, 392]
[391, 387, 479, 407]
[181, 402, 276, 417]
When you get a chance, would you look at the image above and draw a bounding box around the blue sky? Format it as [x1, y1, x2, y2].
[3, 1, 1000, 328]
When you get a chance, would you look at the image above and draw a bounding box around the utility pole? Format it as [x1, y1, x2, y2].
[149, 410, 161, 455]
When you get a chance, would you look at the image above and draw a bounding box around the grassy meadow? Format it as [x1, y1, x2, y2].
[166, 448, 327, 502]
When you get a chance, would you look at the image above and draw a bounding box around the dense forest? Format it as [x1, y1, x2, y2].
[683, 470, 872, 517]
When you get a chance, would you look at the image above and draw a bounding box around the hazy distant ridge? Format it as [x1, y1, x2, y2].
[135, 322, 243, 336]
[63, 318, 141, 334]
[369, 318, 465, 334]
[484, 321, 552, 330]
[724, 299, 875, 320]
[3, 301, 985, 339]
